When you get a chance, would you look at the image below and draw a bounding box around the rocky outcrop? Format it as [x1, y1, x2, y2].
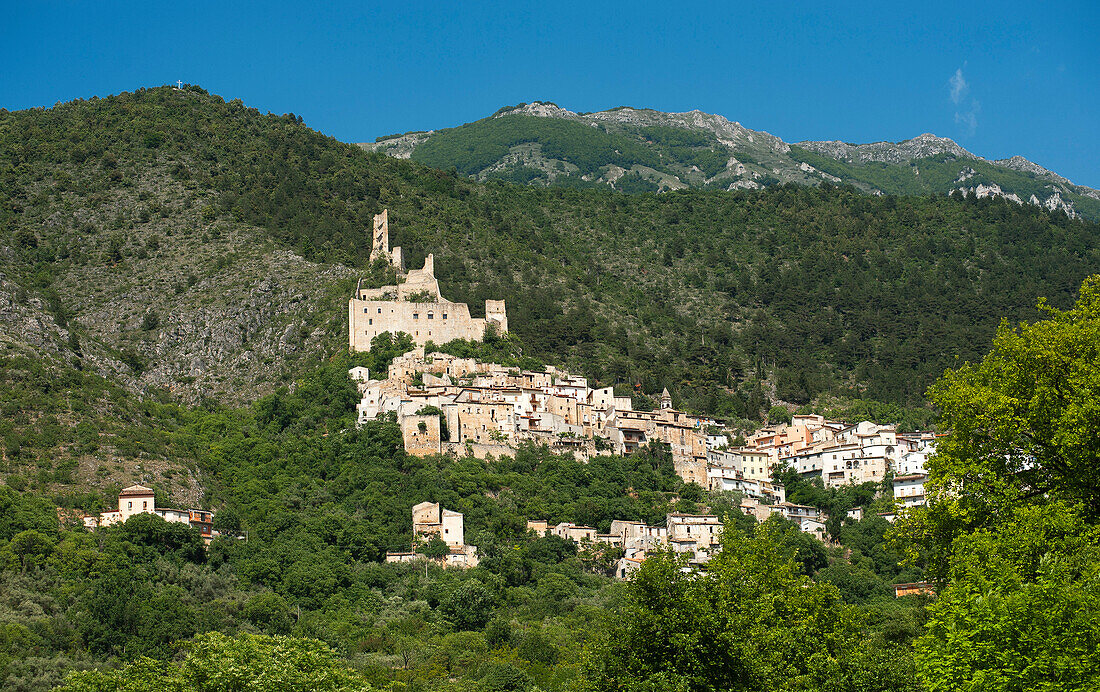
[797, 133, 976, 165]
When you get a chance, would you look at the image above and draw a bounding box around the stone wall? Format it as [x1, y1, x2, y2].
[402, 415, 441, 456]
[349, 298, 505, 350]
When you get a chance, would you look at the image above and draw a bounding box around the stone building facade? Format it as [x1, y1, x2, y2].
[349, 211, 508, 351]
[401, 414, 442, 456]
[83, 485, 214, 543]
[385, 501, 479, 568]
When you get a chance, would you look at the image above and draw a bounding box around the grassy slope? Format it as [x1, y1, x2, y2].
[408, 114, 736, 186]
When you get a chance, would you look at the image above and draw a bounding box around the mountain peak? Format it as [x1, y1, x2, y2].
[993, 155, 1074, 186]
[495, 101, 577, 119]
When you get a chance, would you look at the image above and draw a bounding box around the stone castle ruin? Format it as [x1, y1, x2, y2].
[349, 210, 508, 351]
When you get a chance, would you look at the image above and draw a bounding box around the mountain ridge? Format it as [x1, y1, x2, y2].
[362, 102, 1099, 219]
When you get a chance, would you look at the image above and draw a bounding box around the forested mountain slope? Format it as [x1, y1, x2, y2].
[3, 85, 1100, 499]
[364, 102, 1100, 220]
[3, 86, 1100, 692]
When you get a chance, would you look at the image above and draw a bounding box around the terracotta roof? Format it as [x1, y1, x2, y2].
[892, 473, 928, 482]
[118, 485, 154, 498]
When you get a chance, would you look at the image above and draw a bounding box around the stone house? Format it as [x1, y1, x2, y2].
[401, 414, 442, 456]
[893, 473, 928, 507]
[388, 501, 479, 568]
[666, 513, 723, 562]
[552, 522, 598, 544]
[84, 485, 214, 543]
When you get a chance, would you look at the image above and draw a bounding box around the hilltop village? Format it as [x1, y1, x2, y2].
[351, 211, 937, 575]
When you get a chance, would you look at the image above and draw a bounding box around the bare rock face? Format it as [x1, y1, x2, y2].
[362, 131, 434, 159]
[994, 155, 1073, 185]
[955, 184, 1077, 218]
[796, 133, 976, 165]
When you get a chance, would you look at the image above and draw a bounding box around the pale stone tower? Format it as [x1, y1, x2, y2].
[369, 209, 404, 272]
[660, 388, 673, 410]
[370, 210, 388, 261]
[485, 299, 509, 334]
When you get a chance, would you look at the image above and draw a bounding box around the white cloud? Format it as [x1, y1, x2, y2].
[949, 68, 969, 105]
[954, 100, 980, 136]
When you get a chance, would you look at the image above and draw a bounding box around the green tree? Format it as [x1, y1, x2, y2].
[582, 521, 861, 692]
[441, 580, 496, 631]
[892, 276, 1100, 689]
[1, 529, 55, 571]
[421, 535, 450, 560]
[898, 275, 1100, 582]
[929, 275, 1100, 511]
[57, 632, 374, 691]
[768, 405, 792, 425]
[116, 513, 206, 564]
[915, 502, 1100, 692]
[243, 592, 293, 635]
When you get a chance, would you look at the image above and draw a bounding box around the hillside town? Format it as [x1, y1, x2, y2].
[352, 343, 934, 508]
[355, 211, 939, 578]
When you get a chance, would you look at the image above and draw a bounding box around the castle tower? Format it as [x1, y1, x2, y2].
[485, 300, 508, 334]
[369, 209, 405, 272]
[370, 210, 389, 262]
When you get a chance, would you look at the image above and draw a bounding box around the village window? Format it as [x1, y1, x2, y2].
[363, 308, 368, 313]
[413, 313, 419, 319]
[378, 308, 382, 313]
[143, 501, 147, 509]
[427, 313, 433, 319]
[369, 319, 373, 325]
[128, 502, 132, 509]
[442, 313, 448, 319]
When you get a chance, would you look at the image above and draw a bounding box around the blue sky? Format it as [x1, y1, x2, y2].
[4, 1, 1099, 187]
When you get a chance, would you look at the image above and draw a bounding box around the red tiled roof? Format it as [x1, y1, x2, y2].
[119, 485, 154, 498]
